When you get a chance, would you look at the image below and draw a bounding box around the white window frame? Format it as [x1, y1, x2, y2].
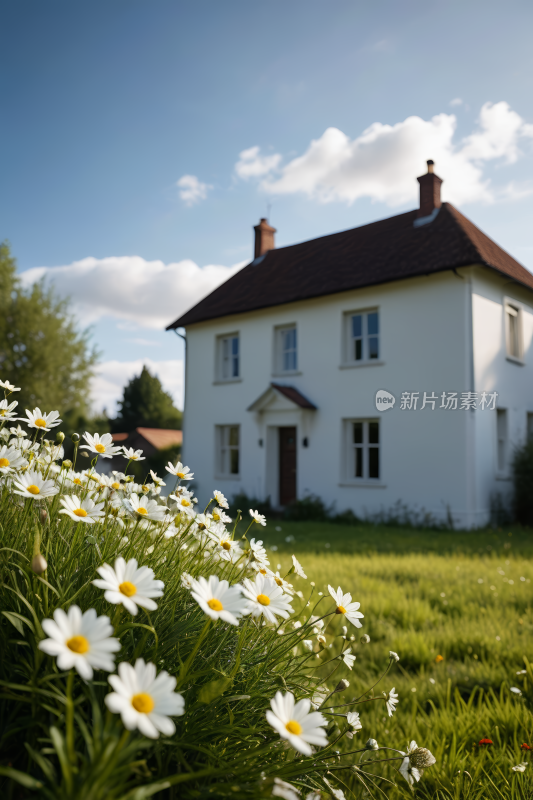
[215, 425, 240, 478]
[496, 408, 508, 475]
[273, 324, 298, 375]
[215, 333, 240, 382]
[504, 297, 524, 364]
[342, 418, 381, 483]
[342, 308, 380, 365]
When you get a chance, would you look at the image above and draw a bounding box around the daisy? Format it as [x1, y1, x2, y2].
[0, 379, 20, 392]
[166, 461, 194, 480]
[390, 650, 400, 662]
[80, 432, 122, 458]
[60, 495, 105, 524]
[38, 605, 120, 680]
[0, 400, 19, 422]
[242, 574, 294, 624]
[105, 658, 184, 739]
[93, 557, 165, 615]
[189, 575, 248, 626]
[123, 447, 145, 462]
[249, 508, 266, 526]
[170, 494, 196, 518]
[292, 555, 307, 579]
[149, 470, 166, 486]
[272, 778, 300, 800]
[9, 424, 27, 437]
[12, 470, 59, 500]
[248, 537, 269, 567]
[124, 493, 167, 522]
[347, 711, 362, 731]
[399, 741, 435, 785]
[328, 586, 364, 628]
[209, 529, 243, 562]
[386, 687, 399, 717]
[213, 490, 228, 509]
[0, 444, 27, 473]
[180, 572, 194, 590]
[270, 570, 294, 595]
[266, 691, 328, 755]
[512, 763, 528, 773]
[342, 647, 356, 669]
[23, 408, 62, 431]
[211, 506, 232, 524]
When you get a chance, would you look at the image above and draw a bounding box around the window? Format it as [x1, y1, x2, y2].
[504, 300, 523, 361]
[274, 325, 298, 373]
[216, 425, 240, 476]
[345, 310, 379, 363]
[496, 409, 507, 472]
[347, 419, 380, 480]
[216, 334, 240, 381]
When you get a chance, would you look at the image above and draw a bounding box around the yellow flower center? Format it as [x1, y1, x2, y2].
[66, 635, 89, 654]
[336, 605, 346, 615]
[137, 508, 148, 515]
[142, 485, 149, 493]
[112, 482, 120, 489]
[35, 418, 47, 428]
[221, 540, 231, 551]
[95, 443, 106, 453]
[0, 458, 10, 467]
[285, 720, 302, 735]
[208, 598, 223, 611]
[74, 508, 87, 517]
[73, 478, 82, 485]
[0, 410, 6, 416]
[212, 511, 220, 521]
[181, 499, 190, 506]
[274, 577, 283, 586]
[259, 568, 267, 575]
[257, 593, 271, 606]
[177, 471, 185, 478]
[27, 484, 40, 495]
[119, 581, 137, 597]
[131, 693, 155, 713]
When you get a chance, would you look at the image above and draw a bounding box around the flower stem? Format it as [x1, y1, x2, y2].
[177, 618, 211, 686]
[65, 669, 76, 766]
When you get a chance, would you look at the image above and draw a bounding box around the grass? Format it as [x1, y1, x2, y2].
[260, 521, 533, 798]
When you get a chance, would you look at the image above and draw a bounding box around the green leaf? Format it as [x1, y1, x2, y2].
[0, 766, 42, 789]
[198, 676, 233, 704]
[2, 610, 32, 635]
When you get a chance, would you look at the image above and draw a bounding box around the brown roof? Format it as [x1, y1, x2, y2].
[112, 428, 182, 450]
[270, 383, 317, 409]
[167, 203, 533, 329]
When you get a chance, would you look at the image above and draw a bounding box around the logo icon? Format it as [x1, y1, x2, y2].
[375, 389, 395, 412]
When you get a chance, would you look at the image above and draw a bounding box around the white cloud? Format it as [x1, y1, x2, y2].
[92, 358, 184, 416]
[20, 256, 245, 329]
[235, 146, 282, 179]
[177, 174, 212, 205]
[450, 98, 463, 107]
[240, 102, 533, 206]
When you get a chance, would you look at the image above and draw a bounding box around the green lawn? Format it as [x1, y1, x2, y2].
[260, 521, 533, 798]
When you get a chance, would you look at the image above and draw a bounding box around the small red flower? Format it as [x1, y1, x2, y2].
[521, 743, 532, 750]
[478, 738, 494, 746]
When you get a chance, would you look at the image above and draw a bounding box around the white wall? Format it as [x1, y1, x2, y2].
[182, 269, 494, 526]
[471, 267, 533, 523]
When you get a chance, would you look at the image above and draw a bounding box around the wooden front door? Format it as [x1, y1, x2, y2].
[279, 427, 297, 506]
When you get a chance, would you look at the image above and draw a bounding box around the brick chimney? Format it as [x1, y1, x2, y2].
[253, 218, 276, 259]
[417, 160, 443, 218]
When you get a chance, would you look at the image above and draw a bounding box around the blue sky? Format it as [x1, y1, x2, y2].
[2, 0, 533, 413]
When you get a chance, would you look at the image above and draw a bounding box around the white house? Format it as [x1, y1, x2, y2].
[167, 161, 533, 528]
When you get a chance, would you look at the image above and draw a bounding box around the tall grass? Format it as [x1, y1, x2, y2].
[263, 522, 533, 797]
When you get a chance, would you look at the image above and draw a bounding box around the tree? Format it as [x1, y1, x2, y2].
[0, 241, 98, 423]
[113, 365, 182, 431]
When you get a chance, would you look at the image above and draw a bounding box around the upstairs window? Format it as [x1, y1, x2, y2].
[505, 301, 523, 361]
[346, 419, 380, 480]
[345, 310, 379, 363]
[216, 425, 240, 477]
[216, 334, 240, 381]
[274, 325, 298, 373]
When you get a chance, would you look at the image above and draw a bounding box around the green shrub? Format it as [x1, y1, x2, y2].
[513, 438, 533, 525]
